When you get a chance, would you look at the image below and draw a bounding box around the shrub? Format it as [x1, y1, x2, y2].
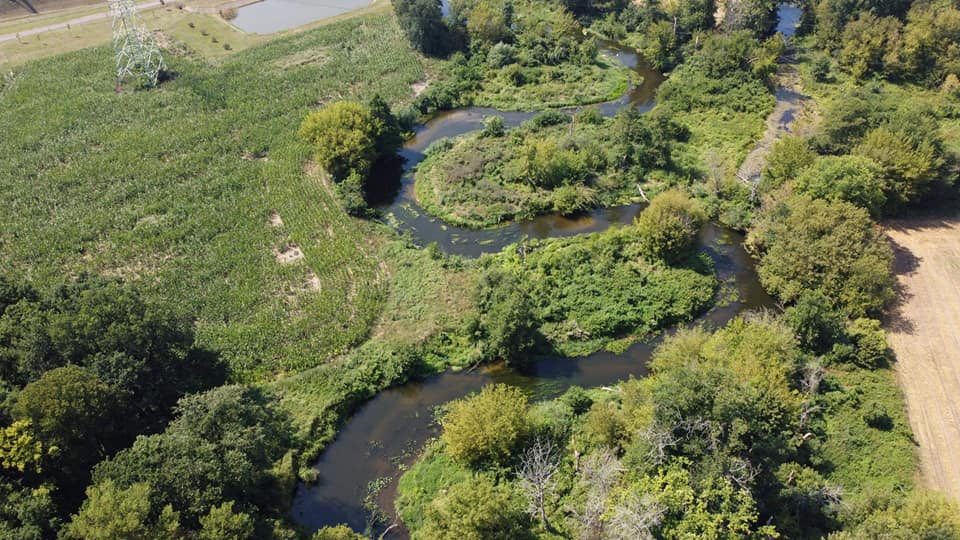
[575, 105, 603, 125]
[761, 135, 816, 191]
[420, 475, 532, 540]
[527, 110, 570, 130]
[487, 42, 517, 68]
[440, 384, 530, 467]
[299, 101, 380, 180]
[812, 56, 831, 82]
[481, 116, 505, 138]
[470, 269, 538, 366]
[862, 401, 894, 431]
[635, 189, 706, 264]
[783, 290, 845, 354]
[335, 171, 367, 216]
[793, 155, 887, 217]
[846, 318, 890, 369]
[559, 385, 593, 415]
[311, 525, 365, 539]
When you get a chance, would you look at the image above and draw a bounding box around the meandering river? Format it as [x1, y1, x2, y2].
[291, 5, 802, 536]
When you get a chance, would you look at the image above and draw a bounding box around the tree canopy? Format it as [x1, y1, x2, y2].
[441, 384, 530, 467]
[747, 195, 894, 318]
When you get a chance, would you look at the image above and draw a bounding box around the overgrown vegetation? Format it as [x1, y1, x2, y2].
[3, 0, 960, 538]
[397, 313, 951, 538]
[469, 193, 716, 360]
[395, 0, 634, 112]
[415, 108, 688, 227]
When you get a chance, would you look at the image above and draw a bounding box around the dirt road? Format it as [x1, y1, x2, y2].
[886, 217, 960, 500]
[0, 0, 163, 43]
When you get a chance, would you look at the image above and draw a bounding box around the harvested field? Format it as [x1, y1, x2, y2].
[885, 216, 960, 500]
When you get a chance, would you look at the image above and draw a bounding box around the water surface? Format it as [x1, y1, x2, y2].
[232, 0, 372, 34]
[291, 4, 799, 535]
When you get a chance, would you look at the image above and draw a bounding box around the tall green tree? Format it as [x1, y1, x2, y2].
[64, 480, 180, 540]
[747, 195, 894, 317]
[198, 501, 254, 540]
[92, 385, 292, 527]
[393, 0, 449, 55]
[470, 269, 538, 366]
[299, 101, 382, 181]
[441, 384, 530, 467]
[11, 366, 120, 497]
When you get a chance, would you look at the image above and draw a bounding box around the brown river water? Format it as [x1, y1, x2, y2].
[292, 5, 801, 535]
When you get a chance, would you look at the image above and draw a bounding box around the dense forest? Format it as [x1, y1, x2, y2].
[1, 0, 959, 538]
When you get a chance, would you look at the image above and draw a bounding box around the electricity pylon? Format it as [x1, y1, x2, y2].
[109, 0, 166, 88]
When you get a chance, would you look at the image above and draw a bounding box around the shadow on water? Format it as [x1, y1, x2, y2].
[293, 5, 797, 535]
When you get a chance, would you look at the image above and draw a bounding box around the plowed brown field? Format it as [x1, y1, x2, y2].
[886, 217, 960, 500]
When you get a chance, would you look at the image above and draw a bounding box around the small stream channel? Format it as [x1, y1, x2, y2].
[290, 5, 802, 536]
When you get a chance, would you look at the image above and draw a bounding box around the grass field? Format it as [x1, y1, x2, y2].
[0, 7, 425, 380]
[0, 6, 265, 67]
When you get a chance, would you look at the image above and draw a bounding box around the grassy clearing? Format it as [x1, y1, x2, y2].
[471, 51, 632, 111]
[270, 243, 477, 458]
[0, 8, 424, 380]
[395, 441, 471, 533]
[0, 6, 261, 67]
[819, 366, 917, 520]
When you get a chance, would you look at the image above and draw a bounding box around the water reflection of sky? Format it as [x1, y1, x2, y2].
[232, 0, 372, 34]
[776, 4, 803, 38]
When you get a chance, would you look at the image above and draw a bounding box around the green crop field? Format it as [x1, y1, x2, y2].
[0, 8, 424, 380]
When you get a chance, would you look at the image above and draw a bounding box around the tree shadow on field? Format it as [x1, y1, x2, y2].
[8, 0, 37, 14]
[883, 236, 919, 336]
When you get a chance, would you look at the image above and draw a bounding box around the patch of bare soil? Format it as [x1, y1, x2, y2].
[885, 217, 960, 501]
[268, 211, 284, 228]
[411, 80, 428, 97]
[275, 244, 304, 264]
[304, 269, 321, 291]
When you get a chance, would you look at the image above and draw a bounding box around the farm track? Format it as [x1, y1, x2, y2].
[885, 217, 960, 501]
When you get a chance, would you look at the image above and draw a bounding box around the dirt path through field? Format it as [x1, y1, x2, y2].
[885, 217, 960, 500]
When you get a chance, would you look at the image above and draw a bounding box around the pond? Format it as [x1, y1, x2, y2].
[231, 0, 373, 34]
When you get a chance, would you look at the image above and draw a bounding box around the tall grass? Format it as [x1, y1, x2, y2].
[0, 10, 424, 380]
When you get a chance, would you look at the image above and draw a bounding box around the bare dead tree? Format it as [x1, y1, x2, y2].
[726, 456, 761, 491]
[572, 447, 623, 540]
[636, 425, 679, 466]
[801, 362, 825, 396]
[799, 362, 825, 431]
[518, 438, 561, 529]
[606, 492, 666, 540]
